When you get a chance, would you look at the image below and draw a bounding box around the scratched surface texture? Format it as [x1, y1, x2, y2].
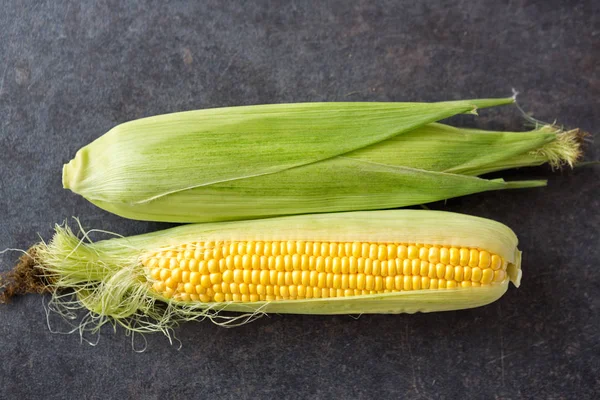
[0, 1, 598, 399]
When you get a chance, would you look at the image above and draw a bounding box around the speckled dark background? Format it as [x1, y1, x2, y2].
[0, 1, 598, 399]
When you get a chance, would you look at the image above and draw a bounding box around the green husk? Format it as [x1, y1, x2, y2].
[19, 210, 521, 338]
[62, 97, 582, 223]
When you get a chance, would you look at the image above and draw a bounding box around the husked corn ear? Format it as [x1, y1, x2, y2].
[143, 241, 509, 302]
[61, 97, 580, 223]
[29, 210, 522, 335]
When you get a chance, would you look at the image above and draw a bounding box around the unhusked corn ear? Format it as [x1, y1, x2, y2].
[61, 98, 581, 223]
[28, 210, 522, 336]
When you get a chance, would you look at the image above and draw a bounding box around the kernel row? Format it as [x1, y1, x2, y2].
[148, 264, 507, 292]
[151, 270, 502, 300]
[146, 255, 506, 281]
[146, 241, 504, 269]
[158, 277, 488, 302]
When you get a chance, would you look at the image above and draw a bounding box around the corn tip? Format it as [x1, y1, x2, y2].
[507, 251, 522, 288]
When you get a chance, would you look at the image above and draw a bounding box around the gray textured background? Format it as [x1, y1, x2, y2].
[1, 1, 598, 399]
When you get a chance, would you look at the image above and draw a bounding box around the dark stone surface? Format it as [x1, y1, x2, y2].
[0, 1, 598, 399]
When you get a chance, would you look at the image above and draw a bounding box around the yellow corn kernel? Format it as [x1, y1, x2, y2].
[158, 268, 170, 281]
[412, 276, 421, 290]
[454, 266, 463, 282]
[386, 244, 396, 260]
[444, 265, 454, 280]
[347, 274, 356, 289]
[459, 248, 469, 266]
[419, 246, 428, 261]
[411, 259, 420, 276]
[379, 261, 387, 277]
[491, 254, 502, 270]
[427, 263, 436, 278]
[424, 247, 438, 264]
[385, 276, 394, 290]
[377, 244, 387, 261]
[214, 293, 225, 302]
[407, 245, 419, 260]
[164, 277, 177, 290]
[332, 274, 342, 289]
[320, 242, 329, 257]
[366, 243, 375, 259]
[184, 283, 195, 294]
[153, 281, 165, 293]
[481, 268, 494, 284]
[435, 263, 445, 279]
[420, 261, 429, 277]
[331, 257, 341, 274]
[493, 270, 506, 283]
[171, 268, 182, 282]
[207, 259, 219, 273]
[220, 282, 230, 294]
[468, 249, 479, 268]
[402, 259, 411, 275]
[341, 274, 349, 290]
[317, 272, 327, 289]
[478, 251, 491, 268]
[439, 247, 449, 265]
[238, 283, 249, 295]
[326, 273, 333, 288]
[372, 260, 381, 276]
[394, 275, 403, 290]
[343, 243, 353, 258]
[297, 285, 306, 298]
[336, 257, 346, 274]
[449, 247, 460, 266]
[229, 283, 239, 294]
[463, 267, 471, 281]
[250, 269, 260, 284]
[397, 245, 407, 260]
[316, 256, 325, 272]
[374, 276, 383, 291]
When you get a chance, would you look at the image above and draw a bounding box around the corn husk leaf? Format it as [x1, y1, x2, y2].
[88, 156, 545, 222]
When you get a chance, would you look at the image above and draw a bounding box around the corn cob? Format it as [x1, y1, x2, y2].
[61, 97, 582, 223]
[17, 210, 521, 334]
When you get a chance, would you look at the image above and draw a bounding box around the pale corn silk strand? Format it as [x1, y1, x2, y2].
[14, 210, 522, 348]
